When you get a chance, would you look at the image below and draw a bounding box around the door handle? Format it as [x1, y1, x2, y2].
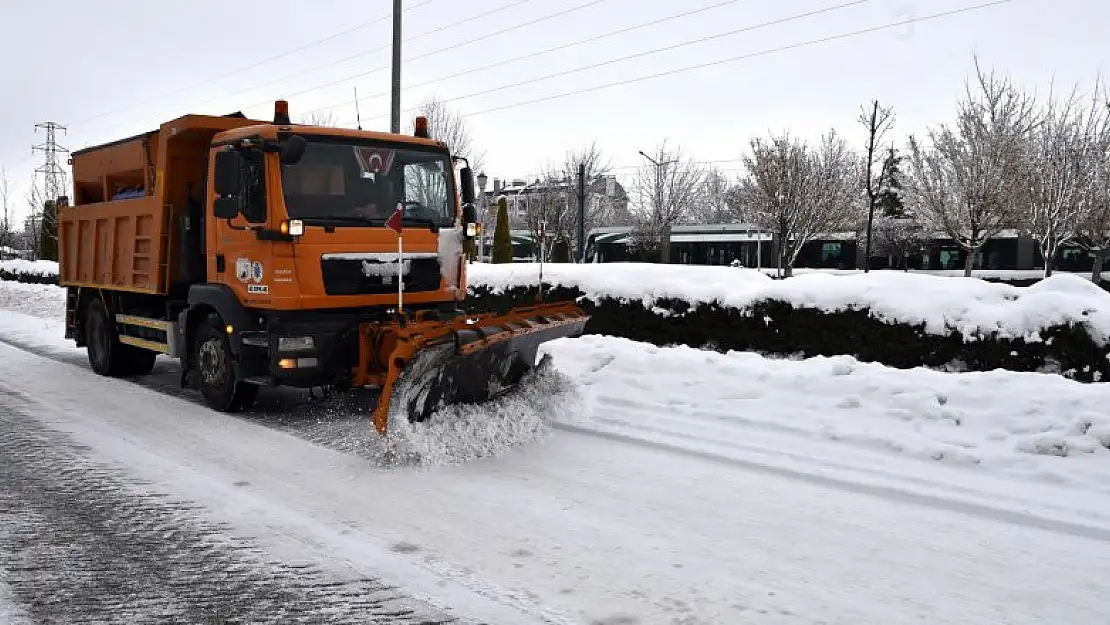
[216, 253, 225, 273]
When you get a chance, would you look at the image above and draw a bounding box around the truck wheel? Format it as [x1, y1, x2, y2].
[85, 299, 159, 377]
[193, 314, 258, 412]
[85, 298, 126, 376]
[122, 349, 158, 375]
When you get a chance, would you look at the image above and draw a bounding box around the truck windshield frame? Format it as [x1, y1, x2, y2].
[278, 135, 456, 228]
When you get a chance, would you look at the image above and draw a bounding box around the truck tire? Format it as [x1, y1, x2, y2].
[85, 298, 160, 377]
[124, 349, 158, 376]
[193, 313, 258, 412]
[85, 298, 127, 376]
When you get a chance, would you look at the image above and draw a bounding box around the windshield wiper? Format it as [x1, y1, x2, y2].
[300, 215, 385, 227]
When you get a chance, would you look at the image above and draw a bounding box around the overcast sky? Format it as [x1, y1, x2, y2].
[0, 0, 1105, 220]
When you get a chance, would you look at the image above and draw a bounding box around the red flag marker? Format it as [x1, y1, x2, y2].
[385, 204, 403, 235]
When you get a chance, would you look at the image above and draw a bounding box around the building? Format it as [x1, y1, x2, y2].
[580, 223, 1101, 273]
[473, 173, 629, 260]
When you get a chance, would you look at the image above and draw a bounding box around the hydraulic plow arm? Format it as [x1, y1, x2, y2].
[357, 302, 590, 436]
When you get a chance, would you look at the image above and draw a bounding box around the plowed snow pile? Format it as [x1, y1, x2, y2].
[380, 356, 586, 467]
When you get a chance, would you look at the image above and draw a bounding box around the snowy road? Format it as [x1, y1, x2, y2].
[0, 394, 455, 625]
[2, 320, 1110, 623]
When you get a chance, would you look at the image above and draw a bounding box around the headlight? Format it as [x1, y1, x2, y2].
[465, 222, 479, 237]
[278, 336, 314, 351]
[288, 219, 305, 237]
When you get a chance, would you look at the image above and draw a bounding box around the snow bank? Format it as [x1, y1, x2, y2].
[0, 259, 59, 278]
[0, 280, 65, 320]
[468, 262, 1110, 344]
[539, 334, 1110, 492]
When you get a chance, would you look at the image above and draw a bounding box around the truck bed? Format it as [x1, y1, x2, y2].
[59, 113, 266, 296]
[59, 195, 167, 294]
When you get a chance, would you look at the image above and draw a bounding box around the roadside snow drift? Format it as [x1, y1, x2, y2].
[469, 262, 1110, 344]
[539, 334, 1110, 493]
[0, 259, 59, 284]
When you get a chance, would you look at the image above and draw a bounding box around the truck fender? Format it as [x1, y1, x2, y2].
[182, 284, 258, 361]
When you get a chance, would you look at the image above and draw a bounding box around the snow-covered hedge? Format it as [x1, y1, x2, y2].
[0, 259, 60, 285]
[465, 263, 1110, 382]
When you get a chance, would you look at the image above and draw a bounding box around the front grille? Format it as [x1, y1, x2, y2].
[320, 256, 442, 296]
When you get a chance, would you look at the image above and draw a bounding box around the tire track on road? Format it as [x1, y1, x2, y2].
[551, 418, 1110, 544]
[0, 390, 456, 625]
[0, 330, 392, 459]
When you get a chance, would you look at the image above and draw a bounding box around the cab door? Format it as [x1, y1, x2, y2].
[207, 144, 275, 306]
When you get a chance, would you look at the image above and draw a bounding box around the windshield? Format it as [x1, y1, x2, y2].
[279, 138, 455, 226]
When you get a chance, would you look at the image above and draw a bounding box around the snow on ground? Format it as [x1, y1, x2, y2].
[0, 280, 72, 355]
[0, 259, 59, 277]
[0, 577, 32, 625]
[3, 338, 1110, 624]
[748, 267, 1095, 280]
[4, 276, 1110, 500]
[469, 262, 1110, 343]
[3, 278, 1110, 622]
[538, 335, 1110, 527]
[0, 279, 65, 319]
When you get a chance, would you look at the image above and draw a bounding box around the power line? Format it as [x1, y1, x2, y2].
[70, 0, 439, 128]
[236, 0, 612, 114]
[302, 0, 750, 116]
[609, 158, 748, 171]
[75, 0, 503, 141]
[352, 0, 871, 123]
[223, 0, 540, 113]
[456, 0, 1015, 119]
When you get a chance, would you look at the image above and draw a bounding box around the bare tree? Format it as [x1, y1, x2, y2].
[1018, 80, 1109, 276]
[575, 143, 614, 224]
[519, 170, 574, 262]
[412, 95, 485, 173]
[629, 140, 705, 261]
[740, 130, 861, 277]
[551, 141, 616, 257]
[859, 100, 896, 271]
[298, 110, 338, 127]
[905, 59, 1040, 277]
[24, 179, 45, 260]
[869, 216, 930, 270]
[686, 167, 736, 224]
[0, 164, 12, 253]
[1077, 109, 1110, 282]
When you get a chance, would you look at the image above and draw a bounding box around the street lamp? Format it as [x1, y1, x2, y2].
[476, 171, 488, 260]
[515, 180, 540, 260]
[638, 150, 678, 263]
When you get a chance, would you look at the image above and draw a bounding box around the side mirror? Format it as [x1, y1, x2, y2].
[280, 135, 306, 165]
[213, 150, 241, 197]
[462, 202, 478, 239]
[459, 166, 475, 205]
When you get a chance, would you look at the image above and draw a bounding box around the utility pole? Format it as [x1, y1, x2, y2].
[863, 100, 879, 273]
[576, 163, 586, 263]
[390, 0, 402, 134]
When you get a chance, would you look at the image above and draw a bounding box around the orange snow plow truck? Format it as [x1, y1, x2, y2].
[57, 101, 587, 435]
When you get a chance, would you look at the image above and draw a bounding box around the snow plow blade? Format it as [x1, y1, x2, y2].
[361, 302, 589, 436]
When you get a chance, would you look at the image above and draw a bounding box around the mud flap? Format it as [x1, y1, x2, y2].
[372, 312, 589, 436]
